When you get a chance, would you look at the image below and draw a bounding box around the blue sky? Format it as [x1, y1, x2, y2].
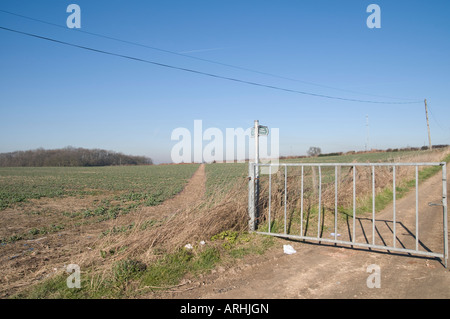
[1, 0, 449, 163]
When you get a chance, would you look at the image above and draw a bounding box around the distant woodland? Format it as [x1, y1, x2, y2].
[0, 147, 153, 167]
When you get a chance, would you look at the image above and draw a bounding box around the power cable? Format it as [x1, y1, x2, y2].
[427, 103, 449, 132]
[0, 25, 423, 105]
[0, 8, 421, 102]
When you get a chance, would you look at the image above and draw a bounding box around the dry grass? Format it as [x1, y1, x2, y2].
[73, 181, 249, 276]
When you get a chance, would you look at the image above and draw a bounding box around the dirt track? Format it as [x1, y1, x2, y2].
[167, 166, 450, 299]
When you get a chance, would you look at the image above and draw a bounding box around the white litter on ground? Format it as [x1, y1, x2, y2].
[283, 244, 296, 255]
[184, 243, 193, 249]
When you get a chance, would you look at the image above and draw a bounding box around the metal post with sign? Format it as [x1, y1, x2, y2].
[248, 120, 269, 231]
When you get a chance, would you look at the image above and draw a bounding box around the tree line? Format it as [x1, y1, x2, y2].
[0, 147, 153, 167]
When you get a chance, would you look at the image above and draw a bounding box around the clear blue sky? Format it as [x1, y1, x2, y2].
[1, 0, 449, 163]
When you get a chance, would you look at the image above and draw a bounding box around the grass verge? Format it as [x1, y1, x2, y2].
[12, 231, 274, 299]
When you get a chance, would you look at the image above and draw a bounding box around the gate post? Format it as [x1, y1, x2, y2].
[442, 162, 448, 268]
[254, 120, 260, 231]
[248, 162, 256, 231]
[248, 120, 261, 232]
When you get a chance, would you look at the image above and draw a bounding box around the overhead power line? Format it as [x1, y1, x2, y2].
[0, 8, 420, 102]
[0, 25, 423, 105]
[427, 102, 448, 132]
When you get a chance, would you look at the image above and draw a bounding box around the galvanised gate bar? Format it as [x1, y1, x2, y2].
[248, 162, 448, 268]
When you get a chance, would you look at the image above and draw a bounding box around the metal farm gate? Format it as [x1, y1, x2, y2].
[248, 162, 448, 268]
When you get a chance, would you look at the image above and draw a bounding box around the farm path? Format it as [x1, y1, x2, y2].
[167, 167, 450, 299]
[135, 163, 206, 221]
[0, 164, 206, 298]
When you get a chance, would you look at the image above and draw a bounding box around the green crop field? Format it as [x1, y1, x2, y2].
[0, 164, 200, 211]
[1, 149, 441, 214]
[204, 162, 248, 197]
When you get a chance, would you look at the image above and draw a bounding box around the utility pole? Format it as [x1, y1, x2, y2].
[365, 115, 370, 151]
[424, 99, 432, 150]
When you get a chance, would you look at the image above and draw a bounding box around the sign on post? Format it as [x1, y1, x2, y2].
[251, 125, 269, 137]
